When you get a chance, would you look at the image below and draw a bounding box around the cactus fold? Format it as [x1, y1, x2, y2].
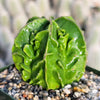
[12, 16, 87, 90]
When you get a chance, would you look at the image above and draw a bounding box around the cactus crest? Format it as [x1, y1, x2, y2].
[12, 16, 87, 90]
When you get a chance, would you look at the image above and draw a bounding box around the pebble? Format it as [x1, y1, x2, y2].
[9, 82, 13, 87]
[33, 95, 39, 100]
[8, 87, 12, 91]
[6, 73, 14, 80]
[63, 88, 71, 95]
[11, 89, 16, 95]
[14, 93, 19, 99]
[0, 85, 4, 88]
[98, 96, 100, 100]
[61, 93, 64, 98]
[1, 69, 8, 75]
[0, 66, 100, 100]
[2, 75, 7, 78]
[55, 90, 60, 96]
[92, 89, 98, 94]
[43, 91, 48, 96]
[73, 92, 81, 98]
[28, 94, 33, 99]
[71, 82, 78, 86]
[64, 84, 72, 89]
[23, 93, 27, 98]
[47, 97, 51, 100]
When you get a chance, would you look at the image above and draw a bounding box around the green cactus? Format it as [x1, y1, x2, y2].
[12, 16, 87, 90]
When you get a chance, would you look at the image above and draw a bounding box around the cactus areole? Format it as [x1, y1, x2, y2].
[12, 16, 87, 90]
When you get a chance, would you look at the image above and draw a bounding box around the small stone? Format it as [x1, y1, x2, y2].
[39, 86, 43, 91]
[17, 84, 21, 88]
[11, 89, 16, 95]
[33, 95, 39, 100]
[14, 93, 19, 99]
[87, 81, 92, 87]
[72, 82, 78, 87]
[21, 82, 26, 86]
[1, 69, 8, 75]
[61, 93, 64, 98]
[38, 94, 43, 99]
[2, 75, 7, 78]
[6, 73, 14, 80]
[63, 89, 71, 95]
[90, 72, 93, 75]
[9, 82, 13, 87]
[81, 76, 86, 80]
[8, 91, 12, 95]
[43, 91, 48, 97]
[55, 90, 60, 96]
[16, 89, 20, 93]
[84, 74, 88, 78]
[18, 83, 22, 88]
[28, 94, 33, 99]
[39, 91, 43, 95]
[92, 89, 98, 94]
[73, 92, 81, 98]
[65, 97, 71, 100]
[98, 96, 100, 100]
[55, 96, 60, 100]
[73, 86, 89, 93]
[28, 85, 33, 90]
[8, 87, 12, 91]
[14, 83, 17, 87]
[0, 85, 4, 88]
[51, 97, 56, 100]
[65, 84, 72, 89]
[47, 97, 51, 100]
[20, 97, 26, 100]
[23, 93, 27, 98]
[0, 81, 7, 85]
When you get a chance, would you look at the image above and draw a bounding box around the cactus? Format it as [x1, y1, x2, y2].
[12, 16, 87, 90]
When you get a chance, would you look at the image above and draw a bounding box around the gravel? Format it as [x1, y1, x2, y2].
[0, 66, 100, 100]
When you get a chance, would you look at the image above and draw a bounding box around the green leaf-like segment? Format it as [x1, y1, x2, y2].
[12, 16, 87, 90]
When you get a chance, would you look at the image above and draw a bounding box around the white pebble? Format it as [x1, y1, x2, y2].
[74, 92, 81, 98]
[92, 89, 98, 94]
[47, 97, 51, 100]
[33, 95, 39, 100]
[65, 84, 71, 89]
[63, 89, 71, 95]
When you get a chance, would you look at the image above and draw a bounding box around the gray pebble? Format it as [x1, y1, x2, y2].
[72, 82, 78, 86]
[11, 89, 16, 95]
[81, 76, 86, 80]
[43, 91, 48, 97]
[98, 96, 100, 100]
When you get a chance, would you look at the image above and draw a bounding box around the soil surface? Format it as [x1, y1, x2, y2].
[0, 65, 100, 100]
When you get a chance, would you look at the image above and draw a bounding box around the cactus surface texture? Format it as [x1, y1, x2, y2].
[12, 16, 87, 90]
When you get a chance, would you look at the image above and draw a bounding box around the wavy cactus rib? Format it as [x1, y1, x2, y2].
[12, 16, 87, 90]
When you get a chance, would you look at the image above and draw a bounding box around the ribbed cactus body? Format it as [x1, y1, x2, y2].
[12, 16, 87, 90]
